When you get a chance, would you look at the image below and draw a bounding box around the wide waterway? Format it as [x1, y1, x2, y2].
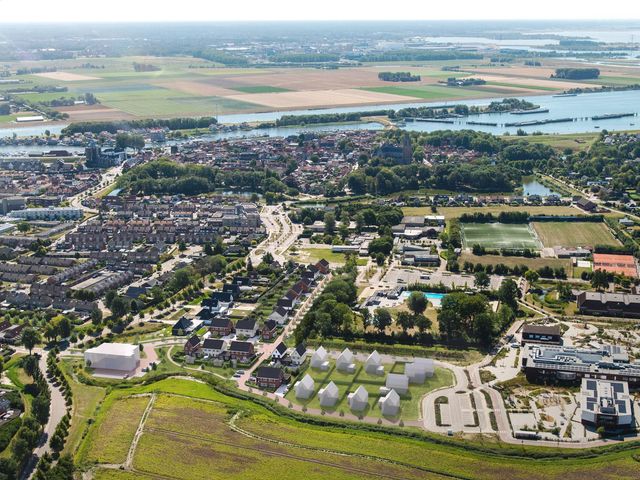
[1, 89, 639, 144]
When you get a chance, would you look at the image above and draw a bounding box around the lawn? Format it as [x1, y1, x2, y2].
[288, 247, 366, 266]
[505, 132, 599, 152]
[363, 85, 482, 100]
[231, 85, 292, 93]
[286, 361, 453, 420]
[403, 205, 580, 219]
[461, 223, 541, 250]
[459, 253, 573, 272]
[79, 395, 150, 464]
[532, 221, 620, 248]
[59, 361, 106, 455]
[77, 377, 640, 480]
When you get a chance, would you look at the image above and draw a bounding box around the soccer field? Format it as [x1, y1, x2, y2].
[532, 221, 620, 248]
[461, 223, 541, 250]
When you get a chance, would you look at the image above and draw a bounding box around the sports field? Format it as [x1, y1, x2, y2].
[532, 221, 620, 248]
[461, 223, 541, 250]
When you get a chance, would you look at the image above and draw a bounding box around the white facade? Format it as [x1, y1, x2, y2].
[295, 374, 315, 399]
[405, 358, 434, 384]
[84, 343, 139, 372]
[378, 389, 401, 416]
[311, 346, 330, 370]
[580, 379, 633, 427]
[318, 381, 339, 407]
[336, 348, 355, 373]
[347, 385, 369, 412]
[365, 350, 384, 375]
[385, 373, 409, 395]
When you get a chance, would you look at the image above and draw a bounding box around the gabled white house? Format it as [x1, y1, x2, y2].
[365, 350, 384, 375]
[347, 385, 369, 412]
[235, 318, 258, 338]
[385, 373, 409, 395]
[336, 347, 356, 373]
[294, 373, 315, 399]
[310, 346, 330, 371]
[405, 358, 434, 384]
[318, 381, 339, 407]
[271, 342, 288, 362]
[378, 389, 401, 416]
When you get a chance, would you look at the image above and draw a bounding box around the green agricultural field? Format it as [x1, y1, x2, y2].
[285, 361, 453, 420]
[532, 221, 620, 248]
[79, 394, 150, 464]
[586, 75, 640, 86]
[363, 85, 482, 100]
[76, 377, 640, 480]
[231, 85, 292, 93]
[461, 223, 541, 250]
[504, 132, 600, 152]
[485, 81, 557, 91]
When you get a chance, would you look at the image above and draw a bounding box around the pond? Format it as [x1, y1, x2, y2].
[522, 177, 560, 196]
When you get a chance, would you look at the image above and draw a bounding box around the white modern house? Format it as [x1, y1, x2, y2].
[268, 306, 289, 325]
[289, 344, 308, 366]
[318, 381, 339, 407]
[379, 389, 401, 416]
[310, 346, 330, 371]
[347, 385, 369, 412]
[365, 350, 384, 375]
[580, 379, 633, 427]
[385, 373, 409, 395]
[405, 358, 434, 384]
[84, 343, 140, 372]
[294, 374, 315, 400]
[336, 348, 356, 373]
[235, 318, 258, 338]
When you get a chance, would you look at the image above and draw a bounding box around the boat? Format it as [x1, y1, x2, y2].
[552, 93, 578, 98]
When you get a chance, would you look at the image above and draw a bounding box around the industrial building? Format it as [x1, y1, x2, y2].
[580, 379, 634, 428]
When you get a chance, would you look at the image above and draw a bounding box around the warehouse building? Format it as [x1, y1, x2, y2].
[84, 343, 140, 372]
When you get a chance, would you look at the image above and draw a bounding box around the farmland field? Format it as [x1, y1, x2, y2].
[363, 85, 483, 100]
[461, 223, 541, 250]
[532, 221, 620, 248]
[75, 377, 640, 480]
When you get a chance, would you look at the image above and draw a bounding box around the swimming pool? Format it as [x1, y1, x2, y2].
[399, 291, 445, 306]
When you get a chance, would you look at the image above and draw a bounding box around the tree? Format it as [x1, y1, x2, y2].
[396, 311, 415, 334]
[178, 240, 187, 252]
[407, 292, 427, 316]
[262, 252, 274, 265]
[21, 327, 40, 355]
[32, 394, 50, 425]
[474, 271, 490, 289]
[524, 270, 539, 285]
[498, 278, 520, 311]
[203, 242, 214, 256]
[324, 212, 336, 235]
[414, 314, 432, 333]
[90, 308, 103, 325]
[110, 296, 130, 319]
[373, 308, 392, 333]
[58, 317, 72, 339]
[16, 221, 30, 233]
[591, 269, 609, 291]
[23, 355, 39, 379]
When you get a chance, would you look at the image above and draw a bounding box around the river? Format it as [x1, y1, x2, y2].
[1, 89, 639, 144]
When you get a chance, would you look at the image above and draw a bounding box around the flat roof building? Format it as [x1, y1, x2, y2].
[592, 253, 638, 278]
[84, 343, 140, 372]
[580, 379, 633, 428]
[577, 291, 640, 318]
[521, 324, 563, 346]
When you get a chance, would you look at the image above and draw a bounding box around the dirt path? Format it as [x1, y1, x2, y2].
[124, 393, 156, 470]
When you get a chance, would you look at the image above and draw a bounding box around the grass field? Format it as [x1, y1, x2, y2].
[403, 205, 580, 219]
[532, 221, 620, 248]
[80, 395, 150, 464]
[363, 85, 482, 100]
[459, 253, 573, 272]
[231, 85, 292, 93]
[504, 132, 600, 152]
[286, 362, 453, 420]
[461, 223, 541, 250]
[78, 377, 640, 480]
[288, 247, 367, 266]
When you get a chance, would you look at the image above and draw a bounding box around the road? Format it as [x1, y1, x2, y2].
[20, 350, 68, 480]
[250, 204, 302, 266]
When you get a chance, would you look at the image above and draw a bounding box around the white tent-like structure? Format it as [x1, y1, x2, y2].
[310, 346, 330, 371]
[294, 374, 315, 400]
[84, 343, 139, 372]
[336, 347, 356, 373]
[347, 385, 369, 412]
[384, 373, 409, 395]
[365, 350, 384, 375]
[405, 358, 434, 384]
[318, 381, 339, 407]
[378, 389, 401, 416]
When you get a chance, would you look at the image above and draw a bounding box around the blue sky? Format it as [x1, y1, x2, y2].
[0, 0, 637, 22]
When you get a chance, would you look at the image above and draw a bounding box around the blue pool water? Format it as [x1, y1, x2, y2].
[400, 291, 445, 302]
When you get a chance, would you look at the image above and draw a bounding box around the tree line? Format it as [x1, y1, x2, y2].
[61, 117, 218, 135]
